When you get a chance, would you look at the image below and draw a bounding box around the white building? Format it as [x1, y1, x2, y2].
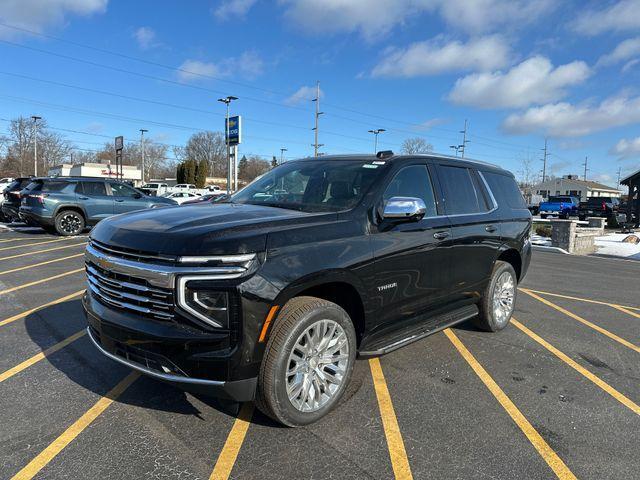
[48, 163, 142, 185]
[533, 175, 621, 201]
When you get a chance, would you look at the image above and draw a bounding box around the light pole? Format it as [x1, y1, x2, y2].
[218, 96, 238, 194]
[139, 129, 148, 184]
[280, 148, 287, 165]
[368, 129, 385, 154]
[449, 145, 462, 157]
[31, 116, 41, 176]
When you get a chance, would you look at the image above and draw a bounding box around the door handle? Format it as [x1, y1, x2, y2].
[485, 225, 497, 233]
[433, 231, 450, 240]
[115, 199, 124, 202]
[78, 196, 89, 200]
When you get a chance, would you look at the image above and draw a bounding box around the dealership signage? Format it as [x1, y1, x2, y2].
[225, 116, 241, 146]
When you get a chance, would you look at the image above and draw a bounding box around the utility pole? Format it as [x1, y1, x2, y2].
[617, 167, 622, 188]
[31, 115, 41, 176]
[459, 119, 469, 158]
[218, 96, 238, 194]
[280, 148, 287, 164]
[541, 138, 549, 183]
[582, 156, 588, 181]
[139, 128, 148, 184]
[368, 129, 386, 153]
[312, 81, 323, 157]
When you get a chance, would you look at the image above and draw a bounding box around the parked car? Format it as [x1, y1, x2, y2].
[139, 183, 169, 196]
[170, 183, 197, 193]
[181, 193, 217, 205]
[0, 177, 15, 192]
[1, 177, 33, 223]
[163, 191, 201, 204]
[19, 177, 177, 235]
[538, 195, 579, 219]
[84, 152, 531, 426]
[578, 197, 620, 221]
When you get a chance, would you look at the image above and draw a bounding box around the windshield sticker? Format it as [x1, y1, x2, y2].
[372, 161, 386, 165]
[363, 164, 379, 169]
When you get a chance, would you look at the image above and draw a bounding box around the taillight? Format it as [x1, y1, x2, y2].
[29, 193, 47, 206]
[602, 202, 606, 210]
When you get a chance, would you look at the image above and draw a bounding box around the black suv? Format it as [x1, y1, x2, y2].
[19, 177, 176, 235]
[1, 177, 34, 223]
[83, 153, 532, 426]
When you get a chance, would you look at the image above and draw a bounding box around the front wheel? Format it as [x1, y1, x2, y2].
[474, 261, 517, 332]
[256, 296, 357, 427]
[54, 210, 85, 236]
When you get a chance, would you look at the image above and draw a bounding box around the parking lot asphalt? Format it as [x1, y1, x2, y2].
[0, 225, 638, 480]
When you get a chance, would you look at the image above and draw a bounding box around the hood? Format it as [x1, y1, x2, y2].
[90, 202, 336, 256]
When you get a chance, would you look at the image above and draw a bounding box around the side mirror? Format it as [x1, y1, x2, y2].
[382, 197, 427, 221]
[133, 192, 142, 199]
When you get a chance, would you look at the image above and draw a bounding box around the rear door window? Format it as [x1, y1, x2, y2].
[79, 181, 107, 196]
[437, 165, 487, 215]
[383, 165, 438, 217]
[110, 183, 139, 197]
[482, 172, 527, 209]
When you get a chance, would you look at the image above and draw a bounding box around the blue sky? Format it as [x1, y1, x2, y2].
[1, 0, 640, 186]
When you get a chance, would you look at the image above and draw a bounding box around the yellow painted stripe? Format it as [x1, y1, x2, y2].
[0, 253, 84, 276]
[512, 319, 640, 415]
[612, 305, 640, 319]
[0, 237, 69, 252]
[444, 329, 576, 480]
[11, 372, 139, 480]
[0, 330, 86, 382]
[0, 268, 84, 295]
[209, 403, 254, 480]
[0, 242, 86, 261]
[369, 357, 414, 480]
[521, 290, 640, 354]
[520, 288, 640, 312]
[0, 290, 84, 327]
[0, 237, 50, 244]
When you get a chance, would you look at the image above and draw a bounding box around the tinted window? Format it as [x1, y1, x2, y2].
[438, 165, 486, 215]
[383, 165, 437, 217]
[110, 183, 138, 197]
[80, 181, 107, 196]
[482, 172, 527, 209]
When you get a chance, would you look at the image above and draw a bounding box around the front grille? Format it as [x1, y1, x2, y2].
[89, 239, 177, 265]
[86, 261, 175, 321]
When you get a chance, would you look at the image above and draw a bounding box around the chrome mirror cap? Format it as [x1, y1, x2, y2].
[382, 196, 427, 221]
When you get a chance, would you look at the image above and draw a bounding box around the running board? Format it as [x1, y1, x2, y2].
[358, 304, 479, 357]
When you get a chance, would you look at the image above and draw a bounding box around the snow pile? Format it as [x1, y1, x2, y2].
[594, 233, 640, 260]
[531, 234, 552, 247]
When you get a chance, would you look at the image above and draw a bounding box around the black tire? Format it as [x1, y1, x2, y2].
[578, 215, 586, 221]
[54, 210, 85, 236]
[540, 214, 547, 219]
[474, 261, 517, 332]
[255, 296, 357, 427]
[559, 213, 567, 219]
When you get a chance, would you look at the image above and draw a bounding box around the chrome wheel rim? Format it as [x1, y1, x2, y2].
[493, 271, 515, 324]
[286, 319, 349, 413]
[60, 214, 81, 234]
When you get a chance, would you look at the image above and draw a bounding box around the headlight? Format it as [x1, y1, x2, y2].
[176, 276, 229, 328]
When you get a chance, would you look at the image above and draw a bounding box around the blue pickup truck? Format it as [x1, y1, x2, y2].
[538, 195, 580, 219]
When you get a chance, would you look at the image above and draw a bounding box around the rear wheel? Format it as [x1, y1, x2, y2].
[474, 261, 517, 332]
[256, 296, 357, 427]
[54, 210, 85, 236]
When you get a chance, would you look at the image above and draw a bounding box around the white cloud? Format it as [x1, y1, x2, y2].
[414, 118, 448, 130]
[177, 52, 264, 83]
[0, 0, 107, 38]
[502, 94, 640, 137]
[573, 0, 640, 36]
[597, 37, 640, 67]
[448, 56, 591, 109]
[371, 35, 511, 77]
[279, 0, 553, 39]
[285, 85, 323, 105]
[610, 137, 640, 159]
[622, 58, 640, 72]
[133, 26, 157, 50]
[214, 0, 257, 20]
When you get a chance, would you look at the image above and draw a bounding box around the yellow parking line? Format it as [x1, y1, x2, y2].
[612, 305, 640, 319]
[0, 237, 49, 244]
[369, 357, 414, 480]
[0, 242, 86, 261]
[11, 372, 139, 480]
[444, 329, 576, 480]
[520, 288, 640, 312]
[209, 403, 254, 480]
[0, 253, 84, 276]
[0, 330, 86, 382]
[511, 319, 640, 415]
[521, 290, 640, 354]
[0, 268, 84, 295]
[0, 290, 84, 327]
[0, 237, 69, 252]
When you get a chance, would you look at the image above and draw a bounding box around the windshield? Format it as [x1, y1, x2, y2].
[231, 160, 384, 212]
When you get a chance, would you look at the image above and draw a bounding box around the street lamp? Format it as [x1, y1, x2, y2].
[218, 96, 238, 194]
[449, 144, 463, 157]
[139, 129, 148, 184]
[280, 148, 287, 164]
[368, 129, 385, 154]
[31, 116, 41, 176]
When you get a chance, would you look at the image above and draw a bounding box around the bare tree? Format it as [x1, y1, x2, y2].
[401, 137, 433, 155]
[175, 131, 226, 177]
[94, 140, 174, 180]
[239, 155, 270, 181]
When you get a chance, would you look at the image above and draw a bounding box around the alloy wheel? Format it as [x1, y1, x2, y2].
[493, 271, 515, 324]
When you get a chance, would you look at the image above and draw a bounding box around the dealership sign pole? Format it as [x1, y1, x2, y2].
[226, 115, 241, 191]
[115, 136, 123, 180]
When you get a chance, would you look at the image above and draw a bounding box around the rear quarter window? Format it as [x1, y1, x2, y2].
[482, 172, 527, 209]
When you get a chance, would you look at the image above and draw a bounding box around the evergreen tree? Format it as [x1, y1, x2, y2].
[176, 162, 185, 183]
[271, 156, 278, 167]
[238, 155, 248, 180]
[185, 159, 197, 183]
[195, 158, 208, 188]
